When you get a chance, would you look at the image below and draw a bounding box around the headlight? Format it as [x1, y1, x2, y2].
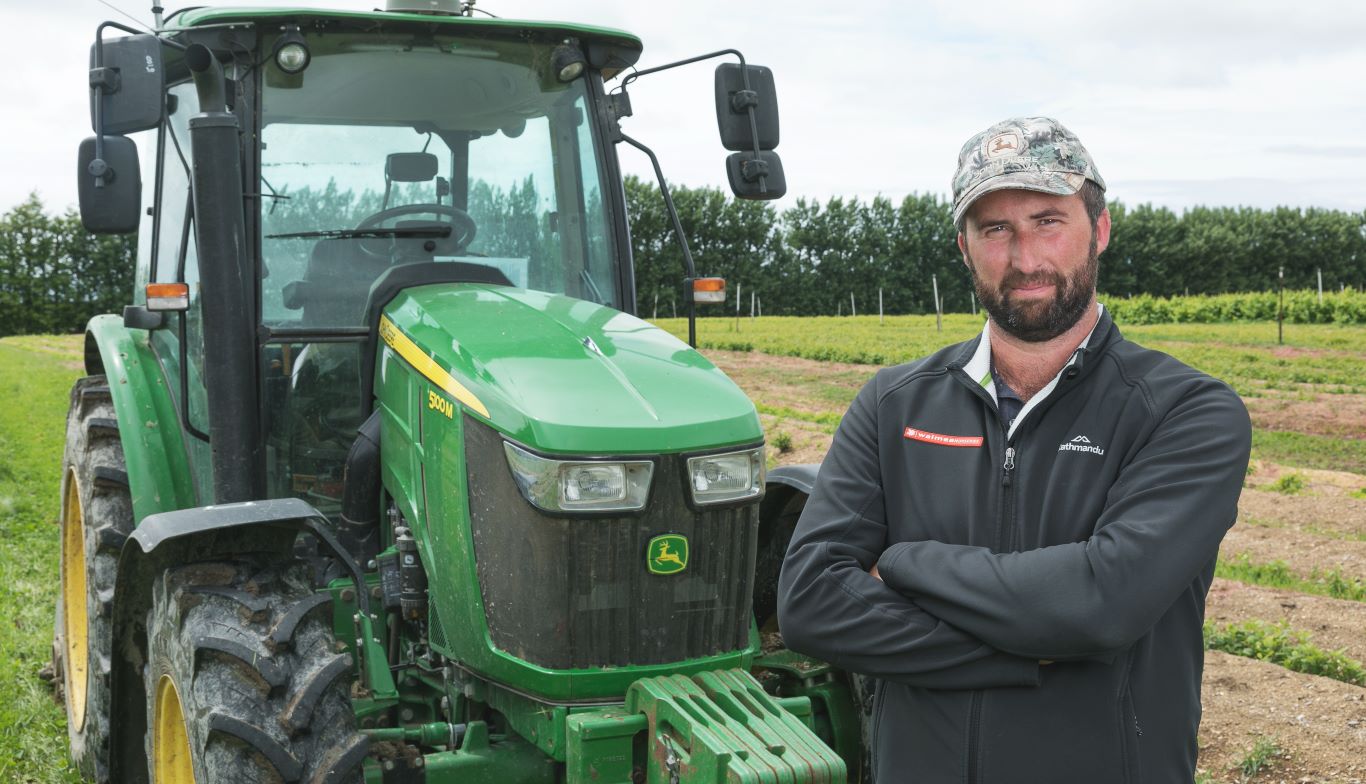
[687, 446, 765, 505]
[503, 442, 653, 513]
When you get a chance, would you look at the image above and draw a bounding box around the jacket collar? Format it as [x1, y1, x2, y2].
[953, 304, 1118, 437]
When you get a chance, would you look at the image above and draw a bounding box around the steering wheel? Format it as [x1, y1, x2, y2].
[354, 203, 477, 260]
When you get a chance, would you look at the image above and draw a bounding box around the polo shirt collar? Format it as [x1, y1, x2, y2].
[961, 303, 1106, 439]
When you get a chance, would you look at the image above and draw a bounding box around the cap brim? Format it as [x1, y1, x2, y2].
[952, 172, 1085, 227]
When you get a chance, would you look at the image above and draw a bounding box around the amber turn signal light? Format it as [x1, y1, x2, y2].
[146, 282, 190, 312]
[692, 277, 726, 304]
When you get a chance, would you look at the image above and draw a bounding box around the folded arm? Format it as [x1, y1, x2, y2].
[875, 379, 1251, 660]
[778, 377, 1040, 689]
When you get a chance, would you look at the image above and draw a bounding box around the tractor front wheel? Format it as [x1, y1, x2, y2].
[144, 557, 369, 783]
[55, 376, 134, 781]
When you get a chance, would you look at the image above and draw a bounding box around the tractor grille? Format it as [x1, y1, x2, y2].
[464, 417, 757, 669]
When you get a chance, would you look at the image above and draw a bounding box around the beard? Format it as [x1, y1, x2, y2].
[968, 233, 1099, 343]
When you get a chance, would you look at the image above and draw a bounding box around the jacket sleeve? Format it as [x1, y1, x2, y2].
[778, 375, 1041, 689]
[875, 377, 1251, 660]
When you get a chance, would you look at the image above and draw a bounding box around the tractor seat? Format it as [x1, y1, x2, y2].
[282, 238, 391, 327]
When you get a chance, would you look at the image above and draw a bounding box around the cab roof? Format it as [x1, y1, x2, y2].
[168, 5, 643, 73]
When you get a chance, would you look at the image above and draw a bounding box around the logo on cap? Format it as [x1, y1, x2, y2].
[987, 132, 1022, 158]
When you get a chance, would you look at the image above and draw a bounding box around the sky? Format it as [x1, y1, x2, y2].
[5, 0, 1366, 215]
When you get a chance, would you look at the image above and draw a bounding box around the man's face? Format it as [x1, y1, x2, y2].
[957, 189, 1110, 343]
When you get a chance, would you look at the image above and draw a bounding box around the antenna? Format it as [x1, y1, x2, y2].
[94, 0, 156, 34]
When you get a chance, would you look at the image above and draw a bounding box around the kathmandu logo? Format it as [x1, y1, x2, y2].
[1058, 435, 1105, 456]
[647, 534, 689, 575]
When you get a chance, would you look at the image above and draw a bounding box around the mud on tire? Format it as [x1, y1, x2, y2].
[56, 375, 134, 782]
[145, 557, 368, 783]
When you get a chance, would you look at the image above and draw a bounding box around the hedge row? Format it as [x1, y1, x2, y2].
[1106, 289, 1366, 325]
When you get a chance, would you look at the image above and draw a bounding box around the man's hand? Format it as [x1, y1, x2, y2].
[870, 563, 882, 581]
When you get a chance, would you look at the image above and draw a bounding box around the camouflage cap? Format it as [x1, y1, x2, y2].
[951, 116, 1105, 227]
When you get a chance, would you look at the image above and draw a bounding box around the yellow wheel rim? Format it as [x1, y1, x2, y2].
[154, 675, 196, 783]
[60, 468, 89, 732]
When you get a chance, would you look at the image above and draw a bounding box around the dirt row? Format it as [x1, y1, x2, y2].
[1199, 652, 1365, 783]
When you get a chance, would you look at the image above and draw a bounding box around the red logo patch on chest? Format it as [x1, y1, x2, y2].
[903, 427, 984, 448]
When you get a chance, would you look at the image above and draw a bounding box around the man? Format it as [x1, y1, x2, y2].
[777, 117, 1251, 783]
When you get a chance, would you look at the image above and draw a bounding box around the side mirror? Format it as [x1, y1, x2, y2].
[726, 151, 786, 201]
[714, 63, 778, 151]
[78, 136, 142, 234]
[89, 33, 164, 135]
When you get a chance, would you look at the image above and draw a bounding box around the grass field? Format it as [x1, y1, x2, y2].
[3, 319, 1363, 783]
[0, 336, 86, 783]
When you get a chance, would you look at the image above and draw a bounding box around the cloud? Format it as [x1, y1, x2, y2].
[1265, 145, 1366, 158]
[6, 0, 1366, 213]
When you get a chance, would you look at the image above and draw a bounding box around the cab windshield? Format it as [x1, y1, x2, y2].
[259, 31, 619, 328]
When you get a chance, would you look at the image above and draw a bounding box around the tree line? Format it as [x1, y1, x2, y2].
[3, 184, 1365, 337]
[0, 195, 134, 337]
[625, 177, 1366, 316]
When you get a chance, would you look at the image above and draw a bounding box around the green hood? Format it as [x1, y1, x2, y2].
[381, 285, 762, 454]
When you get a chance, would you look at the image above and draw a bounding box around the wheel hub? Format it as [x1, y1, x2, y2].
[154, 675, 196, 783]
[60, 469, 89, 731]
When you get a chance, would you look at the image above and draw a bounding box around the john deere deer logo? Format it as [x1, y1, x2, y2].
[647, 534, 689, 575]
[986, 131, 1022, 158]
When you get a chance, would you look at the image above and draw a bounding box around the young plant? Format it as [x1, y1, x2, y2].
[1204, 620, 1366, 686]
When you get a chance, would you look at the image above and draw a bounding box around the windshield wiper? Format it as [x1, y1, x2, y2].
[265, 226, 452, 240]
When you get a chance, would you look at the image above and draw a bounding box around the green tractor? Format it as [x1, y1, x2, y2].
[57, 2, 860, 782]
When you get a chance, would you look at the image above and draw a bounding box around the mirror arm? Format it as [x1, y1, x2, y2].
[622, 47, 745, 85]
[618, 132, 700, 348]
[622, 47, 770, 195]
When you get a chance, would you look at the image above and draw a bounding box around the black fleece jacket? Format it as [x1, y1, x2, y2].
[777, 310, 1251, 783]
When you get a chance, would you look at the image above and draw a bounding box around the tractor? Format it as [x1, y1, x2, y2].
[57, 2, 859, 782]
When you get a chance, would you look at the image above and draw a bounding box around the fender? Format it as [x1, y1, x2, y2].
[753, 463, 821, 629]
[105, 498, 383, 783]
[83, 314, 197, 521]
[766, 464, 821, 496]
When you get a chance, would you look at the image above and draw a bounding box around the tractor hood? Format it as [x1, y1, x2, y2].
[378, 284, 762, 454]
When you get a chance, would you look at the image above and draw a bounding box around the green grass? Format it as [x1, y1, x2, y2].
[1250, 430, 1366, 475]
[0, 337, 86, 783]
[1217, 553, 1366, 603]
[1264, 472, 1308, 495]
[1236, 737, 1283, 783]
[753, 403, 843, 432]
[1204, 619, 1366, 686]
[1240, 516, 1366, 543]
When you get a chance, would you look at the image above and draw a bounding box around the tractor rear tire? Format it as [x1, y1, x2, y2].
[56, 376, 134, 782]
[144, 557, 369, 783]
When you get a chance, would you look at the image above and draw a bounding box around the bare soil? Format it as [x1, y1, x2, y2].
[1244, 391, 1366, 440]
[759, 413, 833, 467]
[1199, 652, 1365, 783]
[1221, 525, 1366, 584]
[1238, 487, 1366, 541]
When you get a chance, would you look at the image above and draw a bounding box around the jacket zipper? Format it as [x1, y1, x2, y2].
[970, 441, 1017, 783]
[953, 342, 1093, 783]
[1000, 446, 1016, 549]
